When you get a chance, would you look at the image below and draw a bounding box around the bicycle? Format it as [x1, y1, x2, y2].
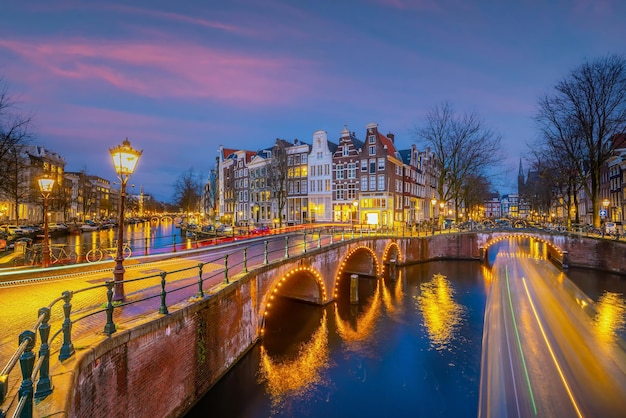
[86, 243, 132, 262]
[50, 244, 78, 265]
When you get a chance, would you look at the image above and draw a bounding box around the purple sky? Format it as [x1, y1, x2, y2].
[1, 0, 624, 202]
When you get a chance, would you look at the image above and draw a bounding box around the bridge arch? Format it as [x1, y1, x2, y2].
[332, 245, 381, 300]
[260, 266, 327, 335]
[482, 232, 566, 258]
[381, 241, 402, 275]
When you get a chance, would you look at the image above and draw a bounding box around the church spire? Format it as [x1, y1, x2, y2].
[518, 158, 524, 177]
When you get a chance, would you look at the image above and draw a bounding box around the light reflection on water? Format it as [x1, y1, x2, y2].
[50, 220, 181, 254]
[258, 311, 330, 411]
[415, 273, 467, 352]
[593, 291, 626, 343]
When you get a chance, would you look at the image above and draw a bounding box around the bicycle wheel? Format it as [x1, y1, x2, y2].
[123, 246, 132, 259]
[86, 248, 103, 262]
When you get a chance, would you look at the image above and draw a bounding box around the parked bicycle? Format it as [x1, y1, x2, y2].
[86, 242, 132, 263]
[50, 244, 78, 265]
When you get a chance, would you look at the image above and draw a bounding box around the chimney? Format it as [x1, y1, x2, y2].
[387, 133, 395, 143]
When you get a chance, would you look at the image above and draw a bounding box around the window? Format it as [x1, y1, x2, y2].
[317, 152, 323, 159]
[288, 156, 293, 166]
[336, 164, 344, 180]
[318, 179, 323, 191]
[301, 154, 307, 164]
[369, 135, 375, 143]
[369, 176, 376, 190]
[361, 160, 368, 172]
[347, 163, 356, 179]
[369, 145, 375, 155]
[361, 176, 368, 191]
[301, 166, 307, 177]
[378, 175, 385, 190]
[378, 158, 385, 171]
[301, 180, 307, 194]
[295, 155, 301, 165]
[369, 159, 376, 174]
[343, 146, 349, 156]
[347, 184, 356, 199]
[336, 184, 345, 200]
[310, 180, 315, 192]
[324, 164, 330, 175]
[325, 179, 330, 191]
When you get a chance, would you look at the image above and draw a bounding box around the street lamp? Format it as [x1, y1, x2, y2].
[110, 138, 142, 301]
[38, 175, 55, 267]
[352, 200, 358, 227]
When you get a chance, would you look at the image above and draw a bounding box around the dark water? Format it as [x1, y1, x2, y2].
[188, 260, 489, 418]
[187, 238, 626, 418]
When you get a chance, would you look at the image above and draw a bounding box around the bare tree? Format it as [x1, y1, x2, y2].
[461, 173, 492, 218]
[536, 54, 626, 227]
[416, 102, 503, 221]
[173, 168, 203, 214]
[266, 139, 289, 227]
[0, 80, 33, 222]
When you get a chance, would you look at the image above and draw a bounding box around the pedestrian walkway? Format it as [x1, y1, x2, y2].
[0, 252, 230, 418]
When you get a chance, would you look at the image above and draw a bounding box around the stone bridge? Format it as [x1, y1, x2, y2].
[39, 231, 626, 417]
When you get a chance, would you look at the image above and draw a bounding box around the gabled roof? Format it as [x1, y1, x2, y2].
[377, 131, 397, 156]
[222, 148, 237, 159]
[327, 140, 339, 154]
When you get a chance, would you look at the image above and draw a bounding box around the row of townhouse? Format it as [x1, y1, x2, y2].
[0, 145, 127, 225]
[575, 134, 626, 227]
[214, 123, 441, 228]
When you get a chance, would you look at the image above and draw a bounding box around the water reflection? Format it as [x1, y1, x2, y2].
[258, 311, 330, 410]
[594, 291, 626, 344]
[415, 273, 466, 351]
[50, 220, 180, 254]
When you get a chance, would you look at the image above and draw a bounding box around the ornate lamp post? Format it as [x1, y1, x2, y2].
[352, 200, 358, 226]
[37, 176, 55, 267]
[110, 138, 142, 301]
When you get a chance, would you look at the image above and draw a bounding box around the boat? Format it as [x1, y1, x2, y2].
[80, 223, 99, 232]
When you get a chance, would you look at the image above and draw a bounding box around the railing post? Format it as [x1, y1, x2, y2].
[303, 231, 307, 253]
[360, 229, 363, 238]
[264, 241, 268, 264]
[144, 237, 149, 256]
[223, 254, 229, 284]
[330, 232, 334, 244]
[317, 232, 321, 248]
[243, 247, 248, 273]
[172, 235, 177, 252]
[351, 229, 354, 240]
[103, 281, 116, 336]
[59, 291, 75, 361]
[18, 330, 36, 418]
[196, 263, 204, 298]
[159, 272, 168, 315]
[341, 229, 345, 241]
[34, 307, 52, 399]
[284, 236, 289, 258]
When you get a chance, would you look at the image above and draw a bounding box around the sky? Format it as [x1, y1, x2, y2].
[1, 0, 625, 202]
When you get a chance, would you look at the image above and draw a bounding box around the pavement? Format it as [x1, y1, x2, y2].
[0, 247, 236, 417]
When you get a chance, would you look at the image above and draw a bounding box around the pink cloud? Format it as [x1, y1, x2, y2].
[0, 37, 316, 106]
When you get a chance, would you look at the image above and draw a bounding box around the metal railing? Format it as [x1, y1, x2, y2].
[3, 225, 406, 417]
[1, 223, 615, 417]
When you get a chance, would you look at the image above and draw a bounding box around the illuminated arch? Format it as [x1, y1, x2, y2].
[332, 245, 381, 300]
[381, 241, 402, 275]
[483, 233, 564, 257]
[260, 266, 327, 336]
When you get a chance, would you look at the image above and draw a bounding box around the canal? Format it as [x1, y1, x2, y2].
[47, 219, 193, 256]
[187, 238, 626, 417]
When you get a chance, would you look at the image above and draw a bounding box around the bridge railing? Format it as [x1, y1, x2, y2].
[2, 225, 398, 417]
